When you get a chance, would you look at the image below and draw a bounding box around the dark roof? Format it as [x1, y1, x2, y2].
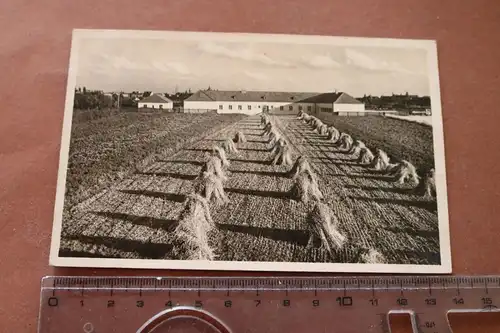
[140, 94, 173, 103]
[298, 92, 342, 103]
[185, 90, 362, 104]
[185, 90, 319, 103]
[334, 92, 363, 104]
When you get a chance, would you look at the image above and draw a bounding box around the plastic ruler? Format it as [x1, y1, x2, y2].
[38, 275, 500, 333]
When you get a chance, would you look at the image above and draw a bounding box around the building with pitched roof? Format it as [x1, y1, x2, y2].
[137, 93, 174, 110]
[183, 90, 365, 116]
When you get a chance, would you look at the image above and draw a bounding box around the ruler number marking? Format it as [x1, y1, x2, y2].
[107, 300, 115, 308]
[370, 298, 379, 306]
[482, 297, 493, 305]
[224, 300, 232, 308]
[425, 298, 437, 306]
[136, 300, 144, 308]
[397, 297, 408, 306]
[254, 300, 261, 307]
[424, 321, 436, 328]
[195, 300, 203, 308]
[336, 296, 353, 307]
[48, 297, 58, 307]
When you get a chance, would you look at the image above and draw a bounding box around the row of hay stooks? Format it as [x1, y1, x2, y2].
[172, 111, 436, 264]
[171, 130, 247, 262]
[297, 111, 437, 199]
[262, 113, 389, 263]
[172, 113, 355, 262]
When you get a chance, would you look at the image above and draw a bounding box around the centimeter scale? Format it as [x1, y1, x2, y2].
[38, 276, 500, 333]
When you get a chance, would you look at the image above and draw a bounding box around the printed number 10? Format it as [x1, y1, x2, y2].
[336, 297, 353, 306]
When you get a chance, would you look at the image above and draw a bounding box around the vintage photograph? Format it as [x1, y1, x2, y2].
[49, 29, 451, 273]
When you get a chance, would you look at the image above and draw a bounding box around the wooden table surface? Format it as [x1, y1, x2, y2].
[1, 1, 500, 332]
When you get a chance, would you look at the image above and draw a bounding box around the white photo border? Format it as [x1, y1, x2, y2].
[49, 29, 451, 274]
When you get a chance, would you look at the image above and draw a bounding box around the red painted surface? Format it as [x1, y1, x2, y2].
[1, 0, 500, 332]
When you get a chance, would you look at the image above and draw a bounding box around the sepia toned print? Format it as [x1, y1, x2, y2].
[49, 29, 451, 273]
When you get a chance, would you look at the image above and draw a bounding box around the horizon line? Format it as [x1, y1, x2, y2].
[74, 87, 431, 97]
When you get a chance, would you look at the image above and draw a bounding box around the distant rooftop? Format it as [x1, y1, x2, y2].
[139, 93, 173, 103]
[185, 90, 362, 104]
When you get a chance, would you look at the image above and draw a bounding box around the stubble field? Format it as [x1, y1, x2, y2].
[59, 111, 440, 265]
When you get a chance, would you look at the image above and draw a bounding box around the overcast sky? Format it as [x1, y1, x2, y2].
[75, 36, 431, 97]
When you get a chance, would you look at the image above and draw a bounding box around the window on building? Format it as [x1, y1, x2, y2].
[219, 105, 223, 110]
[229, 105, 233, 110]
[159, 105, 163, 109]
[289, 105, 293, 111]
[152, 105, 155, 109]
[307, 106, 312, 112]
[143, 104, 148, 108]
[299, 105, 303, 111]
[280, 106, 284, 110]
[238, 105, 242, 110]
[258, 105, 261, 108]
[248, 105, 252, 110]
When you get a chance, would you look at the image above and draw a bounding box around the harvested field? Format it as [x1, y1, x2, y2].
[64, 110, 245, 209]
[59, 112, 440, 266]
[313, 114, 434, 173]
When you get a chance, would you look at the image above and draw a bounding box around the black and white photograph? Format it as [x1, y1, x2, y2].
[49, 29, 451, 273]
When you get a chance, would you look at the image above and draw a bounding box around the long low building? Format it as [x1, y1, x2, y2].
[183, 90, 365, 116]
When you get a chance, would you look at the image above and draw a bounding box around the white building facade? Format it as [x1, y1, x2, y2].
[183, 90, 364, 116]
[138, 93, 174, 110]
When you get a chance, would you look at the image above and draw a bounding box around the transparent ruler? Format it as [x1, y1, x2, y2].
[38, 275, 500, 332]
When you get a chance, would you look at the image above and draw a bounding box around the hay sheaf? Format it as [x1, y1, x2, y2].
[423, 168, 436, 199]
[270, 137, 287, 155]
[260, 114, 270, 126]
[306, 202, 346, 258]
[173, 193, 215, 261]
[302, 114, 312, 123]
[390, 160, 420, 185]
[371, 149, 390, 171]
[312, 119, 324, 132]
[317, 124, 328, 136]
[269, 129, 281, 145]
[200, 155, 228, 181]
[337, 133, 354, 151]
[358, 147, 375, 165]
[360, 248, 387, 264]
[327, 126, 340, 142]
[233, 131, 247, 143]
[196, 171, 230, 205]
[289, 171, 324, 203]
[222, 138, 239, 154]
[263, 122, 273, 136]
[271, 144, 293, 166]
[349, 140, 366, 156]
[212, 145, 229, 167]
[306, 116, 317, 125]
[288, 156, 315, 180]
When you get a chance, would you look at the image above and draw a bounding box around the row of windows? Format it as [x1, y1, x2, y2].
[218, 104, 313, 111]
[141, 104, 164, 109]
